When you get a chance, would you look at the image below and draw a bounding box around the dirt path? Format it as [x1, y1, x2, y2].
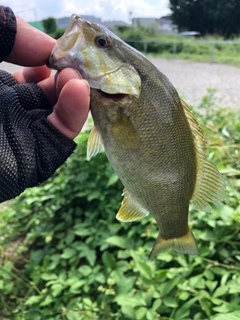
[2, 58, 240, 109]
[150, 58, 240, 109]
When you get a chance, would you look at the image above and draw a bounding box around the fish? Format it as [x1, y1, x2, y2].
[48, 14, 225, 258]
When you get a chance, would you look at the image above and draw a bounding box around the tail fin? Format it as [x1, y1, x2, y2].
[149, 229, 198, 259]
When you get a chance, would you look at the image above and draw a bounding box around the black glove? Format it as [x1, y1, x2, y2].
[0, 70, 76, 202]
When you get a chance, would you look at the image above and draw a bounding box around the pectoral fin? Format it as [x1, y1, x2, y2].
[149, 229, 199, 259]
[116, 189, 149, 222]
[101, 63, 141, 98]
[87, 126, 104, 160]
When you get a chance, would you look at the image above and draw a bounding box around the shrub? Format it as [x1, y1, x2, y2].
[0, 95, 240, 319]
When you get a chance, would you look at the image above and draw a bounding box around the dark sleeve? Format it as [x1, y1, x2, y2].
[0, 70, 77, 202]
[0, 6, 16, 62]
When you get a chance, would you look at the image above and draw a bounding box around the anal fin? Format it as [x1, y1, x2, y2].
[149, 229, 199, 259]
[116, 189, 149, 222]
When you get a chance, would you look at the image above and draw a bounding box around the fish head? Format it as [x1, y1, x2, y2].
[49, 14, 141, 98]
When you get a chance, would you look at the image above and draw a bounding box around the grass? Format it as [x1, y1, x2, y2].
[114, 26, 240, 67]
[147, 42, 240, 67]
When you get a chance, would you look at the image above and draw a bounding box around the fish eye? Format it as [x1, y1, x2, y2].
[95, 35, 111, 48]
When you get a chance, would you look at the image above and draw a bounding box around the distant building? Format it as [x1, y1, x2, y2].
[57, 17, 70, 29]
[159, 15, 178, 34]
[132, 17, 159, 30]
[57, 15, 102, 29]
[103, 21, 130, 28]
[57, 16, 130, 29]
[131, 16, 178, 34]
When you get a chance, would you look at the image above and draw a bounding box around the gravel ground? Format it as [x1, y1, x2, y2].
[2, 58, 240, 109]
[150, 58, 240, 109]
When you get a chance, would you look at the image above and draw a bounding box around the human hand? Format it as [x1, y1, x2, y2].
[0, 16, 90, 202]
[8, 16, 90, 139]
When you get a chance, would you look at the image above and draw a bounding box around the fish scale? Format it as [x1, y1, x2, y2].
[48, 14, 225, 258]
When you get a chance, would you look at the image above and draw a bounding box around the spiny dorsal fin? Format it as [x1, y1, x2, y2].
[87, 126, 104, 160]
[181, 99, 225, 211]
[116, 189, 149, 222]
[149, 229, 198, 259]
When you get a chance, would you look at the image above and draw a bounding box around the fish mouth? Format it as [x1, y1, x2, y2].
[100, 91, 128, 100]
[93, 88, 128, 101]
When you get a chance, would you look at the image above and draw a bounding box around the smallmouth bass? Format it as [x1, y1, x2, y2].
[48, 14, 225, 258]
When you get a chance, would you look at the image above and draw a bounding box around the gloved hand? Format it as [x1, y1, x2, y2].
[0, 70, 77, 202]
[0, 8, 90, 202]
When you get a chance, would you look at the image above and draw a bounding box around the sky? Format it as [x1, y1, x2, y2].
[3, 0, 171, 23]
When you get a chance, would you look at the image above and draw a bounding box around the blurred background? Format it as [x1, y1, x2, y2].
[0, 1, 240, 320]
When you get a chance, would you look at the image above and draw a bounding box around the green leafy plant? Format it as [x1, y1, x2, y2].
[0, 92, 240, 319]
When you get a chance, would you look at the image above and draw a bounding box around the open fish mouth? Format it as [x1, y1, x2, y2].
[98, 91, 128, 100]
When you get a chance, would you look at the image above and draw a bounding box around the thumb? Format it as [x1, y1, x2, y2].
[47, 77, 90, 139]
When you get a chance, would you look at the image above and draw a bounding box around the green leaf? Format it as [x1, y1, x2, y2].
[116, 276, 136, 295]
[40, 295, 53, 306]
[65, 231, 75, 245]
[163, 296, 178, 308]
[87, 190, 102, 201]
[159, 276, 181, 295]
[213, 286, 229, 298]
[105, 236, 130, 249]
[70, 281, 85, 293]
[66, 311, 81, 320]
[134, 260, 152, 280]
[102, 251, 117, 268]
[213, 303, 230, 313]
[174, 297, 198, 320]
[146, 309, 157, 320]
[48, 254, 61, 270]
[79, 265, 92, 276]
[189, 274, 205, 288]
[152, 299, 162, 311]
[206, 280, 218, 293]
[115, 294, 142, 307]
[25, 295, 42, 305]
[61, 248, 77, 259]
[77, 244, 96, 266]
[211, 311, 240, 320]
[136, 307, 147, 320]
[51, 283, 63, 297]
[107, 173, 119, 187]
[178, 291, 190, 301]
[121, 305, 136, 319]
[40, 273, 58, 281]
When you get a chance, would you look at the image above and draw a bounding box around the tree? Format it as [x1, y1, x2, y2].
[169, 0, 240, 38]
[42, 17, 57, 35]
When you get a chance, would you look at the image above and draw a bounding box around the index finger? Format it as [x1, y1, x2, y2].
[6, 16, 56, 67]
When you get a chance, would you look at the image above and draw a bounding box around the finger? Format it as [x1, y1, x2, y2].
[6, 17, 56, 66]
[38, 74, 57, 107]
[13, 66, 52, 84]
[55, 68, 83, 96]
[38, 68, 84, 107]
[47, 79, 90, 139]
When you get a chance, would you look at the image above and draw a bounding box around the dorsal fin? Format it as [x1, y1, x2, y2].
[87, 126, 104, 160]
[181, 99, 225, 211]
